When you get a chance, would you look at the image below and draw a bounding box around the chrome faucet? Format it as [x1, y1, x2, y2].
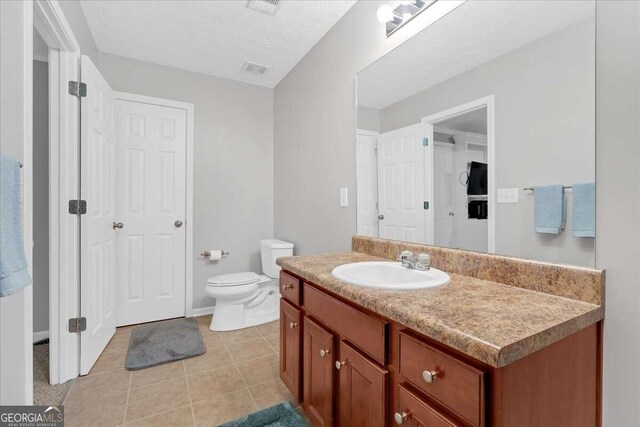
[397, 250, 431, 271]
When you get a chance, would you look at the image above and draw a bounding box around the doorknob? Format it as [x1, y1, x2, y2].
[175, 220, 183, 228]
[448, 212, 455, 216]
[112, 222, 124, 230]
[378, 214, 385, 220]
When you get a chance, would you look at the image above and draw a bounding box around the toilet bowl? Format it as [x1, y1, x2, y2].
[205, 239, 294, 331]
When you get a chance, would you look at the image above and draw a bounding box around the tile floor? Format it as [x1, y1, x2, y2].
[63, 316, 298, 427]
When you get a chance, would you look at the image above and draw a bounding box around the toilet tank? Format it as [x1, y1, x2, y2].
[261, 239, 294, 278]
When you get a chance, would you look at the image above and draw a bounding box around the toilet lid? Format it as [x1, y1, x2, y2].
[207, 272, 260, 287]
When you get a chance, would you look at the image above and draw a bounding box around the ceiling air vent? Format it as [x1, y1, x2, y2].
[246, 0, 282, 16]
[242, 61, 271, 75]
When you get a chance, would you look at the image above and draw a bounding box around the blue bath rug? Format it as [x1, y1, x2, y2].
[219, 401, 308, 427]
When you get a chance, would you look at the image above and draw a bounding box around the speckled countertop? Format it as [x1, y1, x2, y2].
[277, 251, 604, 368]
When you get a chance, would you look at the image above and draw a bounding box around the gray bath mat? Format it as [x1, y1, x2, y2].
[220, 401, 308, 427]
[125, 318, 206, 370]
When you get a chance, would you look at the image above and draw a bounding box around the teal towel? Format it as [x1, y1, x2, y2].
[0, 156, 31, 297]
[572, 182, 595, 238]
[534, 185, 565, 234]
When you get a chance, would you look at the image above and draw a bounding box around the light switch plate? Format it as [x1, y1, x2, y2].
[340, 188, 348, 207]
[497, 188, 519, 203]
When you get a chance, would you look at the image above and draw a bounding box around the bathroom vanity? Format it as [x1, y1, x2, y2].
[278, 237, 604, 427]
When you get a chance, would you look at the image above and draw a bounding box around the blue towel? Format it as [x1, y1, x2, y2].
[534, 185, 565, 234]
[0, 156, 31, 297]
[572, 182, 595, 237]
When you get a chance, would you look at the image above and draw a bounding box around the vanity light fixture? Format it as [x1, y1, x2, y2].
[377, 0, 438, 37]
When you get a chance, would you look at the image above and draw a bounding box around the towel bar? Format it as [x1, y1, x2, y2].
[524, 185, 572, 191]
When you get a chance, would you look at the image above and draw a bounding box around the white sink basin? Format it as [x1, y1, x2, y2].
[331, 261, 450, 290]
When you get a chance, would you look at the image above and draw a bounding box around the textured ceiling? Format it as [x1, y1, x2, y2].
[80, 0, 356, 88]
[358, 1, 595, 109]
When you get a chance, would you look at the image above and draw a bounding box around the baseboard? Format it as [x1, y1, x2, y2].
[191, 306, 215, 317]
[33, 330, 49, 343]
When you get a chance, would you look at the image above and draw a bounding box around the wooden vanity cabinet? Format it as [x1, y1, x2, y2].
[279, 271, 602, 427]
[303, 316, 335, 426]
[280, 299, 302, 401]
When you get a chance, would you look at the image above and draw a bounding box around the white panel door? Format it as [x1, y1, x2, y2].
[80, 55, 117, 374]
[434, 143, 455, 247]
[115, 100, 187, 326]
[376, 124, 428, 243]
[356, 131, 379, 237]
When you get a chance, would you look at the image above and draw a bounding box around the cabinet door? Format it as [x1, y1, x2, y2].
[337, 341, 388, 427]
[304, 317, 335, 427]
[396, 384, 459, 427]
[280, 299, 302, 401]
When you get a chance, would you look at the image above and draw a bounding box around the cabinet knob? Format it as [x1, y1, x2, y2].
[422, 370, 439, 384]
[289, 322, 298, 329]
[335, 360, 347, 370]
[281, 284, 294, 292]
[394, 412, 409, 425]
[319, 349, 331, 358]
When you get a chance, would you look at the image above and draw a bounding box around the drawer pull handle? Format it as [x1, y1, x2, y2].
[335, 360, 348, 370]
[289, 322, 298, 329]
[394, 411, 410, 425]
[422, 370, 439, 384]
[281, 284, 294, 292]
[320, 349, 331, 358]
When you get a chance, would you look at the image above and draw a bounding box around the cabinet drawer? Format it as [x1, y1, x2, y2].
[397, 384, 459, 427]
[280, 271, 301, 306]
[280, 299, 302, 401]
[304, 283, 387, 364]
[399, 332, 485, 427]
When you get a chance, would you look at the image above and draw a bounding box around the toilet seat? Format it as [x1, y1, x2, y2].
[207, 272, 260, 287]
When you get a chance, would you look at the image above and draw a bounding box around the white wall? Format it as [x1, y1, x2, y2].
[596, 2, 640, 425]
[356, 106, 381, 133]
[274, 1, 640, 424]
[56, 0, 100, 67]
[33, 60, 49, 335]
[98, 53, 274, 310]
[0, 0, 33, 405]
[379, 19, 595, 266]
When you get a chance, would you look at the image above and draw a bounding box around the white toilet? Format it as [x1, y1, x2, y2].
[205, 239, 294, 331]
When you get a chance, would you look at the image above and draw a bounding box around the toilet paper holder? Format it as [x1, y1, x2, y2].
[200, 250, 230, 258]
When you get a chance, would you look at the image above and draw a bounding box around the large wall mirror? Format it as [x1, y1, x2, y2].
[356, 0, 595, 267]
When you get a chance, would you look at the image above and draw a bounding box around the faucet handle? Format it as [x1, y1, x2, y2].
[417, 253, 431, 269]
[398, 250, 414, 261]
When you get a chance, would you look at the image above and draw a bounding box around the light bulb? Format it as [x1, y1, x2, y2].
[400, 1, 413, 5]
[377, 4, 394, 23]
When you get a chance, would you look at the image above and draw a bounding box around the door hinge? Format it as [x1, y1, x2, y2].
[68, 81, 87, 98]
[68, 317, 87, 333]
[423, 137, 429, 146]
[424, 201, 429, 210]
[69, 200, 87, 215]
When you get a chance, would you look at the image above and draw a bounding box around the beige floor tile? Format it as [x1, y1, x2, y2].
[65, 392, 127, 427]
[219, 327, 261, 345]
[126, 377, 191, 422]
[200, 331, 224, 350]
[226, 338, 275, 363]
[235, 354, 280, 386]
[130, 361, 185, 388]
[194, 315, 212, 327]
[187, 366, 246, 403]
[183, 347, 233, 375]
[64, 370, 131, 406]
[103, 334, 132, 354]
[249, 379, 296, 410]
[192, 389, 257, 427]
[89, 351, 126, 375]
[125, 405, 194, 427]
[255, 321, 279, 337]
[264, 334, 280, 353]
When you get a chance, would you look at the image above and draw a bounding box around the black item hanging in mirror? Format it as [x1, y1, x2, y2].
[468, 200, 488, 220]
[467, 161, 488, 196]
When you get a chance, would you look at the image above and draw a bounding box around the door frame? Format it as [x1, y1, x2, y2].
[355, 129, 379, 237]
[421, 95, 496, 253]
[114, 91, 195, 319]
[35, 0, 82, 385]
